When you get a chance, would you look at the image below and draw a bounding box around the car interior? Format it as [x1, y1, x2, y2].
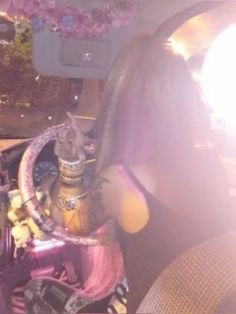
[1, 0, 236, 313]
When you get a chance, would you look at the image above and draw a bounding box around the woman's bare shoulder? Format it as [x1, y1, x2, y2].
[98, 164, 150, 233]
[99, 163, 159, 193]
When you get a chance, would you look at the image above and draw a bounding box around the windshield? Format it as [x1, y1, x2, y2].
[0, 20, 82, 138]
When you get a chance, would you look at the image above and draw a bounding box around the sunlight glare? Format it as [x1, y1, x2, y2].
[202, 24, 236, 136]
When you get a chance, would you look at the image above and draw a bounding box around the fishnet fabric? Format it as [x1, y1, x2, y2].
[137, 232, 236, 313]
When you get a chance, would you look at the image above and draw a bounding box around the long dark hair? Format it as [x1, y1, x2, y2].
[96, 35, 210, 173]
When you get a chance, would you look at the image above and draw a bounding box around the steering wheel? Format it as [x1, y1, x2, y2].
[18, 124, 124, 301]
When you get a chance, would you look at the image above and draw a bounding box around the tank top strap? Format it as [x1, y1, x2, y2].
[122, 164, 150, 197]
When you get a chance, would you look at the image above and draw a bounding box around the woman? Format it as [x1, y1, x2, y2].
[85, 36, 231, 313]
[30, 36, 234, 313]
[86, 36, 233, 312]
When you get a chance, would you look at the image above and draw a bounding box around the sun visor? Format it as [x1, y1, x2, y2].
[31, 0, 204, 80]
[32, 25, 139, 79]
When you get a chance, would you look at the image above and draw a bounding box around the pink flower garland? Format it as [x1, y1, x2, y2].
[1, 0, 139, 38]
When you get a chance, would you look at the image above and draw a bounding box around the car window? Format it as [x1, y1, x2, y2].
[0, 19, 82, 138]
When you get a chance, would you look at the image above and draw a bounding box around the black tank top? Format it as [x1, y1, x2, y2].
[118, 165, 233, 313]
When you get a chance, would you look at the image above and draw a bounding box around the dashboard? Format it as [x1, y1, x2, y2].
[0, 140, 59, 299]
[2, 140, 59, 188]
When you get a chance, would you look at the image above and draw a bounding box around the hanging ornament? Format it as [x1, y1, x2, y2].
[4, 0, 140, 39]
[49, 23, 59, 33]
[31, 17, 44, 32]
[61, 14, 76, 29]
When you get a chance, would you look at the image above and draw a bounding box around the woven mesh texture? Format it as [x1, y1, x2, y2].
[137, 232, 236, 313]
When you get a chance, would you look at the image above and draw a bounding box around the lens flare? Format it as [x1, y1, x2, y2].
[202, 23, 236, 136]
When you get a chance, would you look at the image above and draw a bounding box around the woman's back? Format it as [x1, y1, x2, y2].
[132, 147, 230, 224]
[114, 147, 233, 312]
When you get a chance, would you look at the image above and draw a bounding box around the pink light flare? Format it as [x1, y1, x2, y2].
[202, 23, 236, 137]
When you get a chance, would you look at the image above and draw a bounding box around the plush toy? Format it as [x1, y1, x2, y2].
[8, 189, 48, 249]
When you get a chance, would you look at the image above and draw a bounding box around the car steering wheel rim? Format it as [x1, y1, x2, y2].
[18, 124, 114, 246]
[17, 123, 124, 302]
